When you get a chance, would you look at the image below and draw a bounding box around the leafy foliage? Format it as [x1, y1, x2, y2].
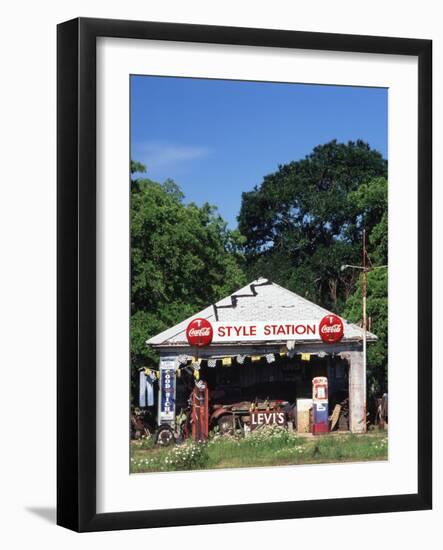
[131, 169, 246, 371]
[131, 160, 147, 174]
[238, 140, 387, 311]
[344, 176, 388, 392]
[343, 268, 388, 393]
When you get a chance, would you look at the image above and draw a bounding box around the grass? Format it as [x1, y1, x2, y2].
[130, 427, 388, 473]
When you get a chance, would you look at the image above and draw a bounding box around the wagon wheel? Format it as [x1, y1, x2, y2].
[218, 415, 235, 435]
[155, 424, 175, 446]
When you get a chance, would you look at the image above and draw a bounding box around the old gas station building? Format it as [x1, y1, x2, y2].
[147, 278, 376, 435]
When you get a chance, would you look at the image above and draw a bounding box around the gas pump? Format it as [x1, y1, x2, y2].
[312, 376, 329, 435]
[192, 380, 209, 442]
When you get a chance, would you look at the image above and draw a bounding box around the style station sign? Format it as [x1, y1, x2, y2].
[186, 314, 344, 346]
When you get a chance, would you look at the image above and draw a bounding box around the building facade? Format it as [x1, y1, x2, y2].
[147, 278, 376, 434]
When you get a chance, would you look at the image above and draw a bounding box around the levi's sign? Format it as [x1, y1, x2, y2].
[250, 410, 286, 430]
[185, 315, 344, 345]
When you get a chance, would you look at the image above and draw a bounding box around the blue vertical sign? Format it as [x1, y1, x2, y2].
[159, 359, 176, 425]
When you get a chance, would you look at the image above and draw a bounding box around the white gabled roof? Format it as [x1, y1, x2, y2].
[146, 278, 376, 347]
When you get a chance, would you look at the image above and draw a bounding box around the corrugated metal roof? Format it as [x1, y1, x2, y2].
[146, 278, 376, 347]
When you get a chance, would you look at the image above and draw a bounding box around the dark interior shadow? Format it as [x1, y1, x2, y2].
[26, 506, 56, 524]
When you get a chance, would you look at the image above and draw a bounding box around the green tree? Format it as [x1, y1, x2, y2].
[348, 176, 388, 265]
[131, 166, 246, 371]
[238, 140, 387, 311]
[343, 268, 388, 394]
[343, 176, 388, 394]
[131, 160, 147, 174]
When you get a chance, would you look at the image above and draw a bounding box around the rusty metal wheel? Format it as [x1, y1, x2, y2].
[155, 424, 175, 446]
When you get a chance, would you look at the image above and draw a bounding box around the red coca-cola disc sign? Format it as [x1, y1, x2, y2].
[186, 318, 213, 347]
[319, 314, 344, 344]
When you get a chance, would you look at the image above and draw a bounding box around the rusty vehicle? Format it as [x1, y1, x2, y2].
[210, 398, 295, 434]
[154, 396, 295, 445]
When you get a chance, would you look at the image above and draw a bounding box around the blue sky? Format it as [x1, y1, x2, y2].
[131, 76, 387, 228]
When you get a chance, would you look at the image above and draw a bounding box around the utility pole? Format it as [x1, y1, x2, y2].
[341, 233, 387, 433]
[362, 229, 367, 427]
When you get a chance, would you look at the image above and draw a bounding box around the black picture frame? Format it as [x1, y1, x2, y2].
[57, 17, 432, 532]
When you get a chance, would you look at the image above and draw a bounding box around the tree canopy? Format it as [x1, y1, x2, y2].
[238, 140, 387, 312]
[131, 166, 246, 369]
[343, 174, 388, 393]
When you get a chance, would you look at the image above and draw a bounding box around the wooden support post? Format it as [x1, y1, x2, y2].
[347, 350, 366, 433]
[327, 355, 335, 400]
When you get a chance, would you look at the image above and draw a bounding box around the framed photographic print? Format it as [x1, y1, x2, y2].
[57, 17, 432, 532]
